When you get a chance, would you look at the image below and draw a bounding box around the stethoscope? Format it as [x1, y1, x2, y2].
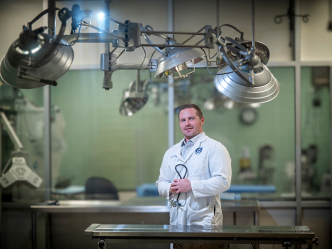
[172, 164, 188, 208]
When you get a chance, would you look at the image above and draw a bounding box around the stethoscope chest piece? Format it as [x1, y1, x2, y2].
[172, 201, 179, 207]
[172, 164, 188, 208]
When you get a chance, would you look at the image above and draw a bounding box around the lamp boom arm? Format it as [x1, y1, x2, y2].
[27, 7, 60, 30]
[141, 26, 167, 56]
[217, 38, 253, 86]
[31, 7, 72, 68]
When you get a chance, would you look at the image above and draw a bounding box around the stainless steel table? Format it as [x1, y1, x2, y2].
[85, 224, 318, 249]
[30, 197, 260, 249]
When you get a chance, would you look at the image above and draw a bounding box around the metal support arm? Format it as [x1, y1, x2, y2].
[0, 112, 23, 151]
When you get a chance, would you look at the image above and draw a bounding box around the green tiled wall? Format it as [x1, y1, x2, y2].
[175, 68, 296, 193]
[51, 67, 329, 193]
[53, 70, 168, 189]
[301, 67, 331, 191]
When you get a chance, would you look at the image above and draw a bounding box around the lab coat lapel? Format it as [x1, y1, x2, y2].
[175, 141, 184, 162]
[183, 133, 207, 162]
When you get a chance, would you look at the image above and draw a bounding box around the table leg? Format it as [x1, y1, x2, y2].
[47, 213, 53, 249]
[254, 211, 259, 225]
[233, 212, 236, 225]
[31, 212, 37, 249]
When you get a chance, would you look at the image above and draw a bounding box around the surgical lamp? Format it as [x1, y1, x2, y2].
[0, 6, 78, 89]
[0, 3, 279, 105]
[213, 1, 279, 104]
[0, 112, 42, 188]
[119, 70, 150, 116]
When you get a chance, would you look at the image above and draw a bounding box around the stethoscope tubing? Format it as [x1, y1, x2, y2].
[174, 164, 188, 207]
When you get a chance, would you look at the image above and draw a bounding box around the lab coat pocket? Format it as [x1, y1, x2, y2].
[187, 205, 214, 226]
[169, 202, 177, 225]
[174, 191, 187, 206]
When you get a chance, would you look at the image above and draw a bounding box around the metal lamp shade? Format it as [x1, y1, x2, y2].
[119, 80, 149, 116]
[0, 33, 74, 89]
[219, 41, 270, 70]
[155, 47, 204, 78]
[119, 91, 148, 116]
[214, 61, 280, 104]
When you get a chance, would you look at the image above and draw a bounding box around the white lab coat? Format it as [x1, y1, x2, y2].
[156, 132, 232, 226]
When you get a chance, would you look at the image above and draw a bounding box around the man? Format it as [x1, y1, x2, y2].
[156, 104, 232, 226]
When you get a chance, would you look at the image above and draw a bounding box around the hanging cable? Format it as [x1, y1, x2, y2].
[147, 50, 157, 69]
[52, 23, 82, 46]
[140, 47, 146, 69]
[208, 49, 217, 59]
[200, 48, 237, 76]
[110, 47, 117, 55]
[110, 49, 125, 68]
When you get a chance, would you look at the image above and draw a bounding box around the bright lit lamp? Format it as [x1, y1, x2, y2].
[154, 39, 204, 79]
[98, 12, 105, 20]
[141, 27, 205, 79]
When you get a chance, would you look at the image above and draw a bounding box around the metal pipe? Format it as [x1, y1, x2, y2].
[141, 44, 207, 48]
[252, 0, 255, 49]
[141, 30, 206, 35]
[81, 21, 125, 40]
[43, 0, 55, 202]
[105, 17, 125, 26]
[294, 0, 302, 226]
[64, 33, 119, 43]
[0, 120, 2, 239]
[181, 26, 205, 45]
[330, 65, 332, 246]
[136, 70, 140, 92]
[143, 34, 167, 56]
[194, 38, 205, 46]
[254, 211, 259, 226]
[0, 113, 24, 150]
[149, 32, 169, 40]
[216, 0, 220, 64]
[111, 49, 125, 66]
[104, 0, 110, 54]
[32, 212, 37, 249]
[168, 0, 175, 148]
[104, 0, 111, 89]
[116, 63, 150, 70]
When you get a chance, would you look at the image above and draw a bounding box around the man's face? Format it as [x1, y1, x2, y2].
[179, 108, 204, 140]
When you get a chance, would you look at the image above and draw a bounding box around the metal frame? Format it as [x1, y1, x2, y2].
[40, 0, 331, 244]
[84, 224, 316, 249]
[167, 0, 175, 148]
[43, 0, 54, 203]
[294, 0, 302, 227]
[30, 199, 260, 249]
[330, 65, 332, 243]
[0, 115, 2, 237]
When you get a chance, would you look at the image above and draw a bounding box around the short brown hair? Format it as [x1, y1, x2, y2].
[178, 104, 203, 119]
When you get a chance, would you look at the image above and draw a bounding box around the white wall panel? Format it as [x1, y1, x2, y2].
[55, 0, 168, 69]
[174, 0, 292, 62]
[301, 0, 332, 61]
[0, 0, 43, 62]
[1, 0, 332, 69]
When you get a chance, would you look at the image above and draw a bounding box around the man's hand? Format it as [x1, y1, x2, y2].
[169, 181, 178, 194]
[170, 178, 192, 194]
